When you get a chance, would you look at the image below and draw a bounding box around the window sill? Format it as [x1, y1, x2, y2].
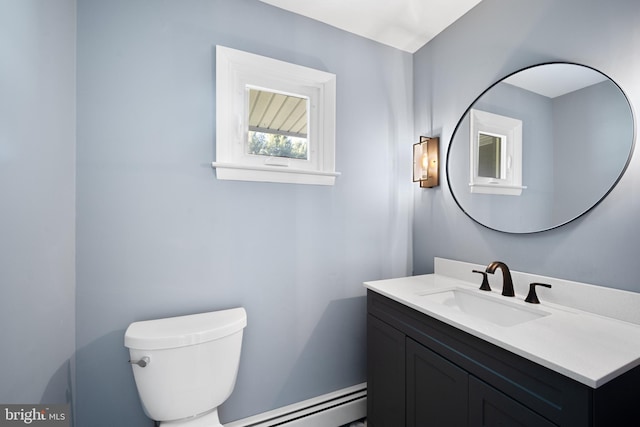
[469, 182, 527, 195]
[211, 162, 340, 186]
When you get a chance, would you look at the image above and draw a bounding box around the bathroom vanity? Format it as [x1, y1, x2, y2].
[365, 259, 640, 427]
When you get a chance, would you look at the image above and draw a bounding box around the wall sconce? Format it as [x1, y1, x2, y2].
[413, 136, 439, 188]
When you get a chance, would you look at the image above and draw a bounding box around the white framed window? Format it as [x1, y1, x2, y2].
[469, 109, 524, 195]
[212, 46, 339, 185]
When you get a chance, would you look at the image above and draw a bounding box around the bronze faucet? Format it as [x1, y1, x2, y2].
[485, 261, 515, 297]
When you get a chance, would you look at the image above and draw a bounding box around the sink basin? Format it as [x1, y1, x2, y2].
[418, 288, 550, 327]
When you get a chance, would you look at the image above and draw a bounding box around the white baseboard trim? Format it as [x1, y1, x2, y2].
[225, 383, 367, 427]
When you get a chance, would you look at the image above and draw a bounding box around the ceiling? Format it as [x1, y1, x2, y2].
[258, 0, 484, 53]
[503, 64, 608, 98]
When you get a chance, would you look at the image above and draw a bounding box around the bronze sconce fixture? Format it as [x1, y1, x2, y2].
[413, 136, 439, 188]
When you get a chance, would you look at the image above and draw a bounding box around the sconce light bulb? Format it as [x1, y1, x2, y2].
[420, 153, 430, 179]
[421, 153, 429, 170]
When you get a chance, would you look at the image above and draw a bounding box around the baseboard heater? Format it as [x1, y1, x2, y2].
[225, 383, 367, 427]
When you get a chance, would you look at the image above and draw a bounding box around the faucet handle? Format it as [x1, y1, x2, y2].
[525, 283, 552, 304]
[472, 269, 492, 291]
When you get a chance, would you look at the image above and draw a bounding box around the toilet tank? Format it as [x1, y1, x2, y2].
[124, 308, 247, 422]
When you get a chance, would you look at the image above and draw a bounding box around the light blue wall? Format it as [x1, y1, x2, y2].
[413, 0, 640, 291]
[0, 0, 76, 406]
[552, 80, 633, 223]
[76, 0, 412, 425]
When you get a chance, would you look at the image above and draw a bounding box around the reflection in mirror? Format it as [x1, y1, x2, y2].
[447, 63, 634, 233]
[469, 109, 523, 196]
[478, 133, 502, 178]
[247, 88, 309, 160]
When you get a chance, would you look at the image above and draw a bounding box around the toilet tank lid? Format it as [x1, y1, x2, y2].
[124, 307, 247, 350]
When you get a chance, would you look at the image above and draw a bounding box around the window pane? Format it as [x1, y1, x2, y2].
[247, 88, 308, 160]
[247, 131, 308, 159]
[478, 132, 502, 179]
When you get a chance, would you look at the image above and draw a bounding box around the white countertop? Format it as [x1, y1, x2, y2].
[364, 272, 640, 388]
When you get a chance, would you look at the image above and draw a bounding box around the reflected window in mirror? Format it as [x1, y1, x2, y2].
[478, 132, 504, 179]
[469, 109, 523, 195]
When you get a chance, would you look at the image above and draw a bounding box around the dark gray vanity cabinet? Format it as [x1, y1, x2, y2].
[366, 290, 640, 427]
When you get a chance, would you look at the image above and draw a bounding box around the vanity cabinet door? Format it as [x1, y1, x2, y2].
[406, 338, 468, 427]
[469, 376, 557, 427]
[367, 314, 405, 427]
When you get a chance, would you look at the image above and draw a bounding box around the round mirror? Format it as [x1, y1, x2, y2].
[446, 62, 635, 233]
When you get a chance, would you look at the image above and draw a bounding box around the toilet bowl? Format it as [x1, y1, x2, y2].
[124, 308, 247, 426]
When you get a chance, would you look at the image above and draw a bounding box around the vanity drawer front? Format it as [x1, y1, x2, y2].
[368, 291, 591, 426]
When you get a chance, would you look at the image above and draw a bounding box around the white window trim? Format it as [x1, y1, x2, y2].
[212, 45, 339, 185]
[469, 109, 525, 195]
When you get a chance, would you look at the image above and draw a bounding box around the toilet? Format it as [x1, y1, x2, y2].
[124, 308, 247, 426]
